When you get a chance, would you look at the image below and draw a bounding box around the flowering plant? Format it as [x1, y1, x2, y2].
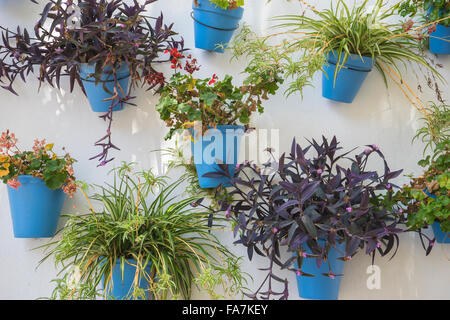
[395, 141, 449, 234]
[0, 0, 184, 166]
[216, 136, 404, 299]
[398, 0, 450, 26]
[0, 130, 77, 197]
[155, 49, 282, 140]
[194, 0, 244, 10]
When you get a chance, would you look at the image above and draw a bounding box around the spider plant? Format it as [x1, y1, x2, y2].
[39, 162, 248, 300]
[413, 102, 450, 154]
[231, 0, 443, 102]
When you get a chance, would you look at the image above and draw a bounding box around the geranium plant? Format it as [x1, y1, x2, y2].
[155, 49, 282, 140]
[394, 103, 449, 249]
[398, 0, 450, 26]
[0, 0, 184, 166]
[0, 130, 76, 197]
[216, 136, 404, 299]
[395, 141, 449, 236]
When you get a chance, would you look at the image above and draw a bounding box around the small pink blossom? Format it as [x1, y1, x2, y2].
[296, 270, 301, 276]
[317, 169, 323, 174]
[302, 252, 307, 258]
[376, 242, 381, 248]
[346, 207, 352, 213]
[430, 241, 435, 247]
[273, 228, 278, 233]
[330, 275, 335, 279]
[7, 179, 21, 190]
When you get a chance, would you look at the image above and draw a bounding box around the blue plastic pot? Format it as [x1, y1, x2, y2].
[190, 125, 245, 189]
[322, 51, 374, 103]
[79, 63, 130, 113]
[429, 24, 450, 55]
[7, 175, 66, 238]
[294, 240, 346, 300]
[192, 0, 244, 53]
[432, 222, 450, 244]
[102, 258, 153, 300]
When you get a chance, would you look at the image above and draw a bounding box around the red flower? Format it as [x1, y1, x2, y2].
[208, 74, 218, 85]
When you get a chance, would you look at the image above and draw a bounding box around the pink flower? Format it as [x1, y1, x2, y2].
[7, 179, 21, 190]
[386, 184, 391, 189]
[273, 228, 278, 233]
[330, 275, 335, 279]
[364, 148, 371, 154]
[347, 256, 352, 260]
[346, 207, 352, 213]
[302, 252, 307, 258]
[317, 169, 323, 174]
[296, 270, 301, 276]
[430, 241, 435, 247]
[371, 144, 379, 151]
[376, 242, 381, 248]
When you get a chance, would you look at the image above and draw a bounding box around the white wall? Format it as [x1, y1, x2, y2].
[0, 0, 449, 300]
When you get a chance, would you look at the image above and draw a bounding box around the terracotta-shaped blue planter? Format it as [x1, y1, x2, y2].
[7, 175, 65, 238]
[294, 240, 346, 300]
[192, 0, 244, 53]
[190, 125, 245, 188]
[79, 63, 130, 113]
[322, 51, 374, 103]
[101, 258, 153, 300]
[432, 222, 450, 243]
[429, 24, 450, 55]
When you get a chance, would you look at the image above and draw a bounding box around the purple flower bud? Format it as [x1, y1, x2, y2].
[273, 228, 278, 233]
[317, 169, 323, 174]
[376, 242, 381, 248]
[430, 241, 435, 247]
[399, 208, 403, 213]
[302, 252, 307, 258]
[347, 256, 352, 260]
[296, 270, 301, 276]
[225, 209, 231, 220]
[135, 43, 140, 47]
[386, 184, 391, 189]
[346, 207, 352, 213]
[100, 161, 107, 166]
[364, 148, 371, 154]
[235, 164, 240, 169]
[330, 275, 335, 279]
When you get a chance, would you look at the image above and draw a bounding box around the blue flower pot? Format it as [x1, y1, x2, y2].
[7, 175, 66, 238]
[79, 63, 130, 113]
[432, 222, 450, 244]
[190, 125, 245, 189]
[101, 258, 153, 300]
[294, 240, 346, 300]
[429, 24, 450, 55]
[192, 0, 244, 53]
[322, 51, 374, 103]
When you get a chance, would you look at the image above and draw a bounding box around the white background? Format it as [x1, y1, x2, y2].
[0, 0, 449, 300]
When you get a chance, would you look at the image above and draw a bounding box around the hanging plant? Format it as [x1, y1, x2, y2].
[155, 50, 281, 188]
[229, 0, 443, 106]
[0, 130, 76, 238]
[0, 0, 184, 166]
[215, 136, 405, 299]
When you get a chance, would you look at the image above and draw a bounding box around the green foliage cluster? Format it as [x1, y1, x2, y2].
[41, 163, 248, 300]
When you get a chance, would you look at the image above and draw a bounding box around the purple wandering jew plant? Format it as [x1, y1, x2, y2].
[0, 0, 184, 166]
[215, 136, 405, 300]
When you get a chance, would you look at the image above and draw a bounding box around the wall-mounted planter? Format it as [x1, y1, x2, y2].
[102, 258, 153, 300]
[295, 240, 346, 300]
[191, 125, 244, 189]
[432, 221, 450, 243]
[322, 51, 374, 103]
[79, 63, 130, 113]
[429, 24, 450, 55]
[7, 175, 65, 238]
[192, 0, 244, 53]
